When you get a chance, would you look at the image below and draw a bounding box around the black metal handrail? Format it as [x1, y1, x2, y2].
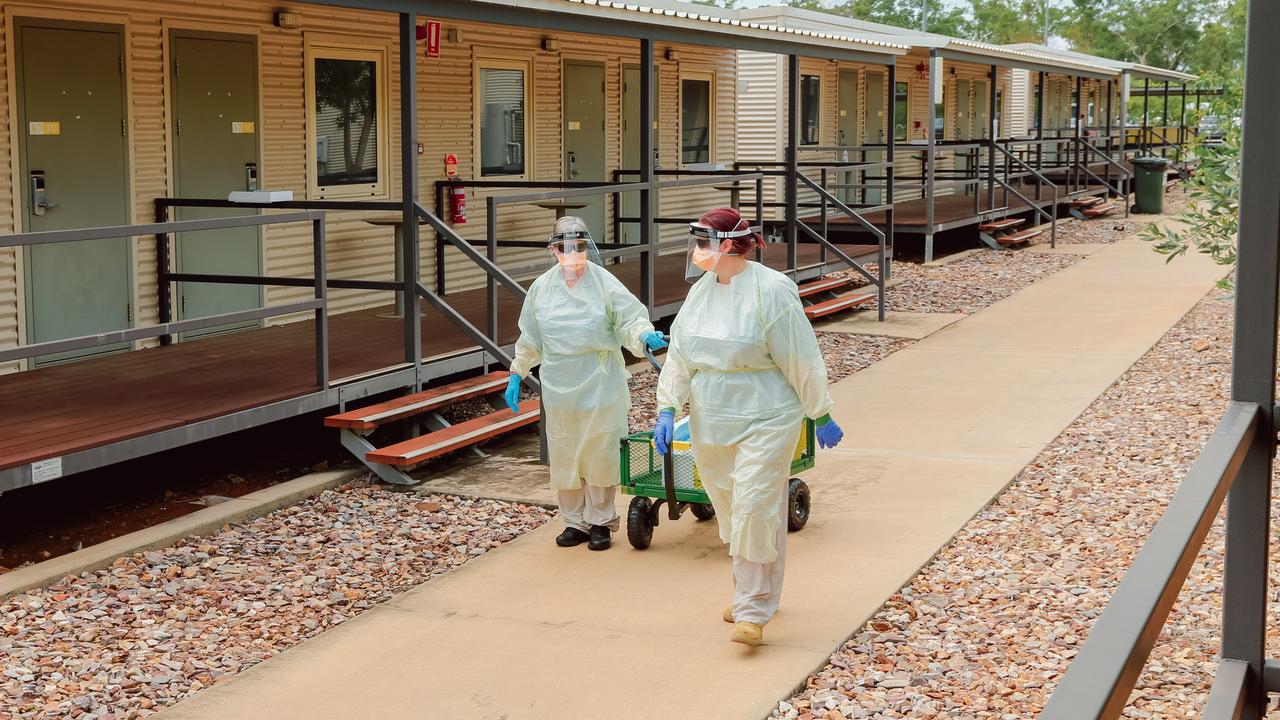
[795, 172, 888, 321]
[1040, 401, 1261, 719]
[0, 210, 330, 387]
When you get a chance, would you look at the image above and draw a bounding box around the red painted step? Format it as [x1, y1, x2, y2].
[325, 371, 509, 431]
[804, 291, 876, 320]
[996, 228, 1044, 247]
[1069, 195, 1103, 207]
[1083, 202, 1117, 217]
[978, 218, 1026, 232]
[796, 276, 853, 298]
[366, 400, 542, 468]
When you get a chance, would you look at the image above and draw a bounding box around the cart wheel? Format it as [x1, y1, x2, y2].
[787, 478, 811, 532]
[628, 496, 655, 549]
[690, 502, 716, 521]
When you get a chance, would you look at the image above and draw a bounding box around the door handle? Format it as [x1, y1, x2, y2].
[567, 151, 578, 178]
[245, 162, 259, 192]
[29, 172, 57, 217]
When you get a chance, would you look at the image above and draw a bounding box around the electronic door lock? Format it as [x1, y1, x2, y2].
[29, 171, 58, 216]
[566, 151, 578, 178]
[245, 163, 259, 192]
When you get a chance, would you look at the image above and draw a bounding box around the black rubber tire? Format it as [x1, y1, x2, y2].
[627, 496, 655, 549]
[690, 502, 716, 521]
[788, 478, 811, 532]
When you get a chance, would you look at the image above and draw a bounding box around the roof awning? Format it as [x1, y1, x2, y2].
[306, 0, 909, 63]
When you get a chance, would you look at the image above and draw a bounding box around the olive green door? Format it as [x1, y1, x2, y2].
[621, 65, 659, 245]
[837, 70, 858, 204]
[172, 33, 262, 338]
[863, 71, 885, 204]
[563, 61, 606, 241]
[975, 80, 989, 139]
[956, 80, 973, 191]
[16, 21, 131, 366]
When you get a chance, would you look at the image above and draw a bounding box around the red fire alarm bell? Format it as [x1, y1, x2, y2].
[425, 20, 441, 58]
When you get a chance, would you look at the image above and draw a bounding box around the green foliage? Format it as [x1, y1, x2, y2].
[967, 0, 1056, 44]
[1139, 74, 1242, 287]
[795, 0, 972, 38]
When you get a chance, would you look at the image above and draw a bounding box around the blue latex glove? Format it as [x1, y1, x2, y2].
[504, 373, 523, 413]
[815, 414, 844, 449]
[654, 409, 675, 455]
[643, 331, 669, 351]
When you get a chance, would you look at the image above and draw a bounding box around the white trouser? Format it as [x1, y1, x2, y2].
[558, 485, 619, 532]
[731, 492, 788, 625]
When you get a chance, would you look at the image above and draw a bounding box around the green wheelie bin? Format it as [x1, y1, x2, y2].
[1132, 156, 1171, 214]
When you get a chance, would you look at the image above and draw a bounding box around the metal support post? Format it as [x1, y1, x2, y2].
[786, 54, 799, 273]
[1074, 75, 1083, 194]
[639, 38, 655, 311]
[885, 61, 896, 283]
[1222, 1, 1280, 716]
[1105, 80, 1114, 193]
[1036, 71, 1046, 191]
[1142, 78, 1151, 153]
[924, 50, 938, 262]
[1178, 82, 1188, 162]
[987, 64, 997, 212]
[398, 13, 422, 387]
[1162, 81, 1171, 155]
[1120, 72, 1131, 199]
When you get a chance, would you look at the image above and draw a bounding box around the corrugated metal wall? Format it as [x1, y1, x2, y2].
[0, 2, 738, 373]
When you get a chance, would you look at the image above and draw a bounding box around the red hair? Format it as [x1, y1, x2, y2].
[697, 207, 764, 257]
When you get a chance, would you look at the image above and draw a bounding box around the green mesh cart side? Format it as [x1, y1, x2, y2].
[619, 418, 816, 502]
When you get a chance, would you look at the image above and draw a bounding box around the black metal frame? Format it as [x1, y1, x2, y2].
[1041, 1, 1274, 716]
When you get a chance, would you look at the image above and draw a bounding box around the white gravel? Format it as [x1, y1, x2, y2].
[776, 289, 1243, 719]
[0, 482, 553, 719]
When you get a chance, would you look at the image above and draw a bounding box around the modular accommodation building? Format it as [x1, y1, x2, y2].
[733, 6, 1131, 262]
[1004, 44, 1198, 168]
[0, 0, 908, 491]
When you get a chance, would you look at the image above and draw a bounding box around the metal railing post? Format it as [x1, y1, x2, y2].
[155, 202, 173, 346]
[313, 217, 329, 389]
[925, 50, 938, 234]
[819, 167, 828, 266]
[486, 197, 498, 366]
[1222, 0, 1280, 714]
[398, 12, 422, 388]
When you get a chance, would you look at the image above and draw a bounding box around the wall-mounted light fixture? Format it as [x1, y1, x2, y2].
[447, 27, 464, 44]
[273, 10, 302, 29]
[665, 48, 680, 62]
[541, 37, 560, 52]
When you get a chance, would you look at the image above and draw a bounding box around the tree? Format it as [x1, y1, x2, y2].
[798, 0, 971, 37]
[1140, 73, 1241, 286]
[967, 0, 1053, 45]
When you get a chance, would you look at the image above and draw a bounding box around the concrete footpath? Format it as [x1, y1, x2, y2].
[157, 238, 1225, 720]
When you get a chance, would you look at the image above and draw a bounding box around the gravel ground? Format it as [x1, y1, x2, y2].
[880, 252, 1082, 315]
[775, 288, 1243, 719]
[0, 482, 553, 719]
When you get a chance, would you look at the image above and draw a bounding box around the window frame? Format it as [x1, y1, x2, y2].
[894, 81, 910, 142]
[679, 68, 716, 167]
[304, 40, 390, 200]
[799, 73, 822, 147]
[473, 54, 535, 181]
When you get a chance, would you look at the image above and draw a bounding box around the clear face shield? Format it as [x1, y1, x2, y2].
[548, 217, 602, 285]
[685, 221, 753, 283]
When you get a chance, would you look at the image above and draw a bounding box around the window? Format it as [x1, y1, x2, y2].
[934, 96, 946, 140]
[476, 58, 531, 178]
[894, 82, 909, 141]
[681, 73, 713, 165]
[307, 44, 388, 198]
[800, 74, 821, 146]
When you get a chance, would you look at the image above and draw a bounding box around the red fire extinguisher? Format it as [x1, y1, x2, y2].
[445, 153, 466, 224]
[450, 184, 467, 225]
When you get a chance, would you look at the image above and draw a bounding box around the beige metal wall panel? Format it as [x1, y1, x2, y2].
[735, 50, 783, 220]
[1009, 68, 1030, 137]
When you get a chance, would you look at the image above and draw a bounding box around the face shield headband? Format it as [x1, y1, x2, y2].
[686, 221, 754, 282]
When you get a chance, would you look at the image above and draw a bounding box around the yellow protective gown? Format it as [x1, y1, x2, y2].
[656, 262, 833, 563]
[511, 263, 655, 491]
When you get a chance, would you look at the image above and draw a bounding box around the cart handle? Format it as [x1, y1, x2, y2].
[642, 333, 670, 372]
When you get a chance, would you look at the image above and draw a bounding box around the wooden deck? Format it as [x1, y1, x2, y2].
[0, 243, 873, 475]
[807, 191, 1057, 233]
